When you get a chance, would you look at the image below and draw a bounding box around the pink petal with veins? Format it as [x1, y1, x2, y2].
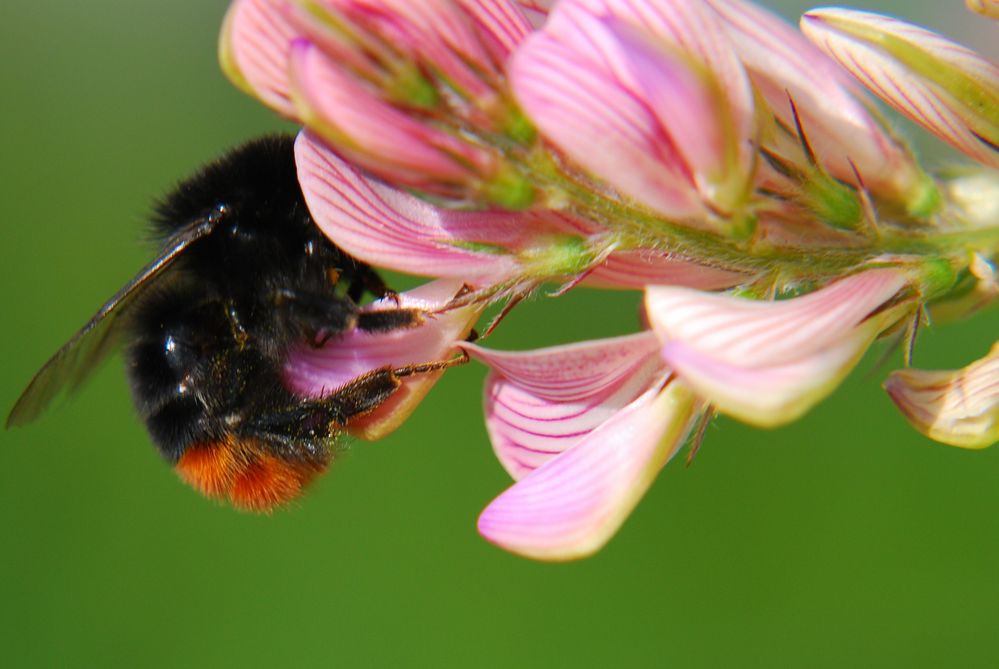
[461, 333, 663, 478]
[706, 0, 919, 195]
[646, 269, 912, 426]
[222, 0, 298, 115]
[802, 8, 999, 168]
[296, 131, 525, 284]
[885, 342, 999, 449]
[289, 40, 494, 185]
[645, 269, 908, 366]
[477, 381, 697, 561]
[511, 13, 706, 218]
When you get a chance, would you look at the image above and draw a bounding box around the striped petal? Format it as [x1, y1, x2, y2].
[511, 12, 703, 218]
[583, 250, 751, 290]
[289, 40, 496, 187]
[885, 342, 999, 449]
[801, 8, 999, 168]
[220, 0, 298, 115]
[646, 269, 912, 426]
[565, 0, 755, 143]
[706, 0, 927, 204]
[295, 131, 524, 284]
[283, 279, 481, 441]
[461, 332, 663, 478]
[477, 380, 697, 561]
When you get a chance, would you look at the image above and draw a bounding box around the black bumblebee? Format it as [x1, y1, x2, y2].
[7, 135, 463, 511]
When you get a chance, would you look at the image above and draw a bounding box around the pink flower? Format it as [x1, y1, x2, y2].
[645, 268, 916, 427]
[705, 0, 931, 209]
[462, 334, 701, 560]
[221, 0, 537, 202]
[464, 268, 918, 560]
[511, 0, 755, 220]
[294, 130, 750, 291]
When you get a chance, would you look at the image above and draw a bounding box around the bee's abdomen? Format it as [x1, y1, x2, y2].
[175, 437, 329, 511]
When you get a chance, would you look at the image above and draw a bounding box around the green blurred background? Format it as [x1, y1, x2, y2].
[2, 1, 998, 667]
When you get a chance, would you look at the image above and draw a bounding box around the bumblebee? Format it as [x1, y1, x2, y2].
[8, 135, 461, 511]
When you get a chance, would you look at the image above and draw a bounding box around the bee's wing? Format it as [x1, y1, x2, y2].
[6, 211, 225, 428]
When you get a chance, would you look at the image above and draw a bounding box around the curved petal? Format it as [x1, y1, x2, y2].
[645, 269, 909, 366]
[477, 381, 697, 561]
[801, 9, 999, 168]
[289, 41, 495, 186]
[511, 15, 704, 218]
[584, 250, 750, 290]
[646, 269, 913, 426]
[296, 131, 524, 284]
[220, 0, 298, 116]
[564, 0, 755, 142]
[662, 324, 880, 427]
[885, 342, 999, 449]
[282, 279, 481, 440]
[461, 332, 662, 478]
[706, 0, 924, 200]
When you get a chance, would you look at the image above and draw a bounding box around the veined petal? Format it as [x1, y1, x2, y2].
[289, 40, 496, 187]
[707, 0, 927, 203]
[646, 269, 913, 427]
[511, 15, 704, 218]
[283, 279, 481, 440]
[584, 250, 750, 290]
[296, 131, 525, 284]
[563, 0, 755, 145]
[801, 8, 999, 168]
[885, 343, 999, 449]
[645, 269, 909, 366]
[461, 333, 663, 478]
[477, 381, 697, 561]
[662, 323, 881, 427]
[221, 0, 299, 116]
[459, 0, 536, 62]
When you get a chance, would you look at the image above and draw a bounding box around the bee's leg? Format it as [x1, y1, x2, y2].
[346, 263, 397, 303]
[273, 289, 360, 346]
[355, 308, 424, 333]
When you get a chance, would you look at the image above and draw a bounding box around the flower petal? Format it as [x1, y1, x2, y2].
[477, 380, 697, 561]
[282, 279, 481, 440]
[220, 0, 298, 116]
[289, 40, 495, 187]
[706, 0, 926, 202]
[801, 8, 999, 168]
[885, 343, 999, 449]
[645, 269, 909, 366]
[511, 13, 704, 218]
[646, 269, 913, 426]
[584, 250, 750, 290]
[461, 333, 662, 478]
[661, 324, 880, 427]
[296, 131, 527, 284]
